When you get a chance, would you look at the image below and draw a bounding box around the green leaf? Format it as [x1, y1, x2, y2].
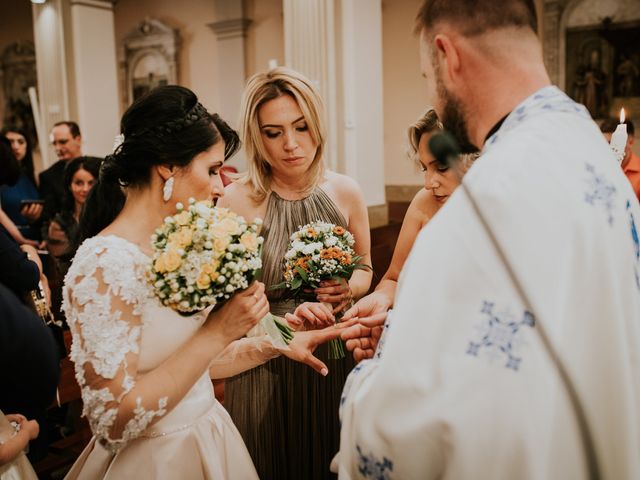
[291, 277, 303, 290]
[294, 265, 309, 282]
[268, 281, 287, 291]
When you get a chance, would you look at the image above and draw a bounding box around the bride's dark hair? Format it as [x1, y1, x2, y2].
[79, 85, 240, 242]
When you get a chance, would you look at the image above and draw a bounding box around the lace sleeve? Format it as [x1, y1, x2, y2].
[62, 240, 167, 453]
[209, 335, 280, 379]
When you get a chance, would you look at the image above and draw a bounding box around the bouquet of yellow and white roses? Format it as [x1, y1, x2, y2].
[274, 221, 368, 358]
[150, 199, 293, 345]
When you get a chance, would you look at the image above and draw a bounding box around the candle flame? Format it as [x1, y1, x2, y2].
[620, 108, 625, 123]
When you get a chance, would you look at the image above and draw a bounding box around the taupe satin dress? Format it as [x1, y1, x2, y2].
[224, 188, 356, 480]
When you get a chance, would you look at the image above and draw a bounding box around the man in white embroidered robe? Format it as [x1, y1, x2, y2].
[335, 1, 640, 478]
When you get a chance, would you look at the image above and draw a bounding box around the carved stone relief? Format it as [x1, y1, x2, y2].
[122, 18, 179, 105]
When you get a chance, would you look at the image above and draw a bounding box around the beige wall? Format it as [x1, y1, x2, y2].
[245, 0, 284, 78]
[381, 0, 429, 187]
[113, 0, 222, 115]
[0, 0, 35, 126]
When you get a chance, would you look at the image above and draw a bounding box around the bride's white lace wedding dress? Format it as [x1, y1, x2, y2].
[62, 235, 276, 479]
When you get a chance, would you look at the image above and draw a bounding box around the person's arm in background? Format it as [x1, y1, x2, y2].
[0, 224, 40, 294]
[342, 189, 433, 324]
[0, 208, 38, 247]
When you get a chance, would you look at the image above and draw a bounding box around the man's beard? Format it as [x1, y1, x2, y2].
[436, 70, 479, 154]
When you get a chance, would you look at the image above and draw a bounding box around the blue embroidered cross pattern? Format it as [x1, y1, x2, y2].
[467, 301, 535, 371]
[584, 163, 617, 226]
[356, 445, 393, 480]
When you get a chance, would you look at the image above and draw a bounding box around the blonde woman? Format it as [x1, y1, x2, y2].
[342, 110, 479, 361]
[218, 67, 372, 479]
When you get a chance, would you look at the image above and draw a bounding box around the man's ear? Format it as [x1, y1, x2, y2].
[156, 164, 175, 182]
[433, 33, 461, 88]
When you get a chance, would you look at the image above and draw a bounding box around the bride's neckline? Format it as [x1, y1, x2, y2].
[93, 233, 152, 260]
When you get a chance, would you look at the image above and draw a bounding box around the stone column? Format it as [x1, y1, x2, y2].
[209, 0, 251, 171]
[32, 0, 119, 163]
[32, 0, 71, 167]
[543, 0, 563, 86]
[283, 0, 387, 226]
[283, 0, 338, 171]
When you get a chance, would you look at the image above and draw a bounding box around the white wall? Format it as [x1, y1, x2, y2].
[381, 0, 429, 187]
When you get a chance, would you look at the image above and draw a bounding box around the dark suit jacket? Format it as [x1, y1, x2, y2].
[0, 282, 59, 416]
[39, 160, 68, 229]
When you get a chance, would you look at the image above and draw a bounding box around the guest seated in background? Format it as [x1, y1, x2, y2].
[0, 410, 40, 479]
[39, 121, 83, 235]
[0, 135, 40, 248]
[46, 156, 100, 273]
[0, 136, 49, 299]
[600, 117, 639, 202]
[341, 110, 478, 361]
[1, 127, 43, 244]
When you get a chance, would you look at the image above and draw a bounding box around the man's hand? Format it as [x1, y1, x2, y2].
[340, 312, 387, 363]
[342, 291, 392, 323]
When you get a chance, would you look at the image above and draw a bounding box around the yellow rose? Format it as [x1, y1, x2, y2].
[174, 211, 191, 226]
[196, 272, 211, 290]
[154, 256, 167, 273]
[201, 264, 214, 275]
[208, 224, 227, 239]
[220, 218, 240, 235]
[177, 228, 193, 247]
[214, 237, 230, 254]
[240, 232, 259, 252]
[163, 249, 182, 272]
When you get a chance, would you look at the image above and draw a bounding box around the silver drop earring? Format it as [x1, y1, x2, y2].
[163, 177, 174, 202]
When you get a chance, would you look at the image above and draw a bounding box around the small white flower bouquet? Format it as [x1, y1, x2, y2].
[150, 199, 293, 345]
[273, 221, 369, 358]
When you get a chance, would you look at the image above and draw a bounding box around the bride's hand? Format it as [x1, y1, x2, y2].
[280, 320, 356, 375]
[204, 281, 269, 343]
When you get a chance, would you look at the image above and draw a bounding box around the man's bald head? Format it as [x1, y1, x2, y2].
[415, 0, 538, 38]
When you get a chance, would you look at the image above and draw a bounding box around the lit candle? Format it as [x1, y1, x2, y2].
[610, 108, 628, 164]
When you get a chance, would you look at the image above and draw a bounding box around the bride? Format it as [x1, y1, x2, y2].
[63, 86, 341, 479]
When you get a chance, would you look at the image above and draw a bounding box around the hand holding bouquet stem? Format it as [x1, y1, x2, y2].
[273, 221, 370, 359]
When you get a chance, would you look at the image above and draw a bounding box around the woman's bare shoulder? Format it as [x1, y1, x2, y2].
[407, 188, 440, 224]
[219, 181, 264, 219]
[323, 171, 363, 202]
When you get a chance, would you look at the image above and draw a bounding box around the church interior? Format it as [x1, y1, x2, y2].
[0, 0, 639, 477]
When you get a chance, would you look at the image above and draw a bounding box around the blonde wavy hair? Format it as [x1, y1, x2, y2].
[407, 108, 443, 162]
[237, 67, 326, 203]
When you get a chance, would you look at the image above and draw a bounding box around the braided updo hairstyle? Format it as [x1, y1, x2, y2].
[79, 85, 240, 242]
